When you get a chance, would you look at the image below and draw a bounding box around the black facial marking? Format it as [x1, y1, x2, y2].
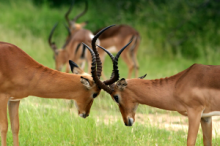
[114, 95, 119, 103]
[128, 118, 133, 126]
[81, 76, 89, 83]
[93, 93, 98, 98]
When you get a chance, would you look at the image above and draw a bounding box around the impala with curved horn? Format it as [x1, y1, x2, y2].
[0, 25, 126, 146]
[93, 25, 140, 78]
[65, 0, 88, 33]
[48, 0, 97, 73]
[48, 22, 95, 72]
[0, 42, 100, 146]
[89, 34, 220, 146]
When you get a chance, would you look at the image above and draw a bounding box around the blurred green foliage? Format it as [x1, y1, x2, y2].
[1, 0, 220, 59]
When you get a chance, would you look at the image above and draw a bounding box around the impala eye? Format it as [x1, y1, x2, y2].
[114, 95, 119, 103]
[93, 93, 98, 98]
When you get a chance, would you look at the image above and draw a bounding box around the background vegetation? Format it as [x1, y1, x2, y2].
[0, 0, 220, 145]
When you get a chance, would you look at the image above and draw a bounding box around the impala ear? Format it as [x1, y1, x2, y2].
[139, 74, 147, 79]
[69, 60, 84, 74]
[116, 78, 127, 91]
[80, 76, 92, 89]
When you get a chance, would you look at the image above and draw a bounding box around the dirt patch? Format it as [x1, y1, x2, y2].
[96, 111, 220, 138]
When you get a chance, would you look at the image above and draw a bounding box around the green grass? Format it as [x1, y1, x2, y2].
[1, 0, 220, 145]
[3, 97, 220, 146]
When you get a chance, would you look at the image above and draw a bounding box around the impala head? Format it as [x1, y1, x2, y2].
[68, 52, 99, 118]
[109, 78, 139, 126]
[66, 26, 122, 118]
[108, 73, 147, 125]
[82, 25, 137, 125]
[65, 0, 88, 32]
[48, 23, 71, 71]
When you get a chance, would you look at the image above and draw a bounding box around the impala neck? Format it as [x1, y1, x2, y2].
[126, 73, 184, 111]
[0, 42, 89, 100]
[28, 66, 83, 99]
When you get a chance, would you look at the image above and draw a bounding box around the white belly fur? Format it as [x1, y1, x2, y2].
[202, 111, 220, 117]
[9, 97, 21, 101]
[89, 33, 94, 40]
[89, 33, 100, 45]
[107, 46, 117, 53]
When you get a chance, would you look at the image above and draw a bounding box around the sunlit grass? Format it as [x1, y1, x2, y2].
[2, 96, 219, 146]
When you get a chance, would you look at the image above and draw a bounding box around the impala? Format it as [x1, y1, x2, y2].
[93, 25, 140, 78]
[84, 35, 220, 146]
[0, 42, 99, 146]
[0, 25, 126, 146]
[48, 23, 95, 73]
[49, 0, 95, 73]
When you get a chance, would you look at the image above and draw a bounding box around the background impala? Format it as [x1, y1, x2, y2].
[49, 0, 96, 73]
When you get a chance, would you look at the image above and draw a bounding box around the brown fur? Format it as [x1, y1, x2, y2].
[110, 64, 220, 146]
[53, 29, 93, 73]
[0, 42, 101, 146]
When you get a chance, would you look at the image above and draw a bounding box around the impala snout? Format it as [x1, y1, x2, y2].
[125, 117, 134, 126]
[79, 112, 89, 118]
[75, 98, 93, 119]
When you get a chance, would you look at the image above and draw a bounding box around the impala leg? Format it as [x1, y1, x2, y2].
[8, 101, 20, 146]
[187, 108, 202, 146]
[80, 60, 86, 70]
[131, 53, 139, 78]
[101, 70, 107, 80]
[121, 52, 134, 79]
[201, 117, 212, 146]
[100, 54, 106, 80]
[87, 59, 91, 74]
[65, 63, 70, 73]
[0, 94, 10, 146]
[129, 38, 140, 78]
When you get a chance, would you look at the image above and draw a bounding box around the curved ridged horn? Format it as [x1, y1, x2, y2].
[97, 36, 135, 85]
[62, 24, 72, 49]
[48, 23, 58, 52]
[96, 44, 114, 62]
[92, 25, 115, 78]
[83, 43, 113, 94]
[65, 0, 75, 27]
[81, 43, 96, 76]
[82, 25, 134, 94]
[72, 0, 88, 22]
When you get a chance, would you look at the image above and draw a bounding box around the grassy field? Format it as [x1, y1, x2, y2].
[1, 0, 220, 145]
